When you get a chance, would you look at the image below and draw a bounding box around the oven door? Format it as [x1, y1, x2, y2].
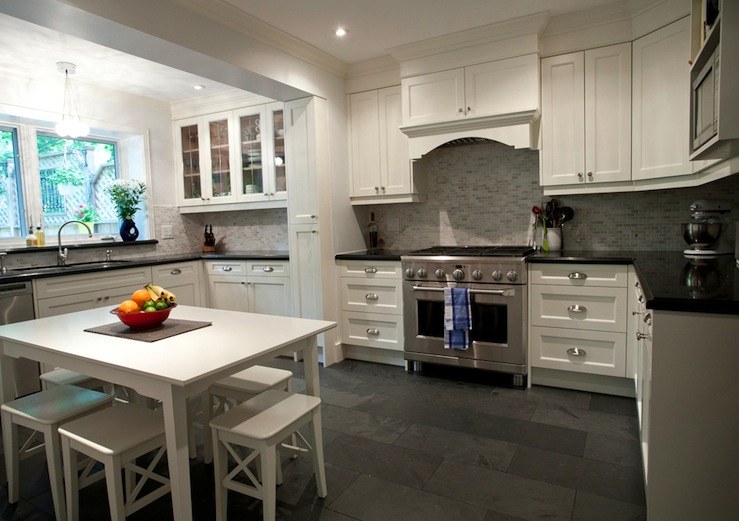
[403, 281, 526, 369]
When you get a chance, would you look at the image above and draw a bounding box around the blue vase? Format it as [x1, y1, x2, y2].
[119, 219, 139, 242]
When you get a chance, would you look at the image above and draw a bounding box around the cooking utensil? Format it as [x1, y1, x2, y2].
[559, 207, 574, 225]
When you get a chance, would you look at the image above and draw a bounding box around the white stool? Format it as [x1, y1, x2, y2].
[39, 368, 115, 395]
[210, 389, 326, 521]
[59, 403, 171, 521]
[201, 366, 293, 463]
[0, 385, 115, 521]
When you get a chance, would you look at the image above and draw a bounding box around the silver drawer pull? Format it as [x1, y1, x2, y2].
[567, 347, 586, 357]
[636, 331, 651, 341]
[366, 328, 380, 335]
[643, 313, 652, 326]
[631, 309, 643, 316]
[170, 268, 182, 275]
[262, 266, 274, 273]
[568, 272, 588, 280]
[638, 295, 644, 303]
[221, 266, 232, 272]
[365, 293, 379, 300]
[567, 304, 587, 313]
[364, 267, 377, 274]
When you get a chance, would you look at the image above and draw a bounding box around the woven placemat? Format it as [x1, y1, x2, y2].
[84, 319, 212, 342]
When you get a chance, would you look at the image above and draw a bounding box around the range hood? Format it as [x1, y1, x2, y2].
[400, 109, 540, 159]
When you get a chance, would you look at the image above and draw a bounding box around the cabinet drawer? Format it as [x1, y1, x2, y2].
[340, 277, 402, 314]
[341, 311, 403, 351]
[338, 260, 401, 279]
[152, 262, 199, 285]
[246, 261, 289, 277]
[530, 326, 626, 377]
[34, 267, 152, 300]
[205, 261, 246, 276]
[530, 284, 627, 332]
[530, 264, 628, 287]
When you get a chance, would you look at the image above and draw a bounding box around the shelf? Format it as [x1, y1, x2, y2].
[691, 14, 720, 72]
[241, 140, 261, 145]
[182, 148, 199, 154]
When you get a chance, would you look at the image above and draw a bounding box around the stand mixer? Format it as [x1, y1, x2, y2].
[681, 200, 732, 257]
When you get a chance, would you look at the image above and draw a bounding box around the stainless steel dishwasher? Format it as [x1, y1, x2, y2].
[0, 281, 40, 397]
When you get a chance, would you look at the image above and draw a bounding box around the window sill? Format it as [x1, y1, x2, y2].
[2, 239, 158, 255]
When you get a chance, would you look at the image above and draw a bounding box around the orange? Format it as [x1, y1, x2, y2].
[118, 300, 140, 314]
[130, 289, 151, 308]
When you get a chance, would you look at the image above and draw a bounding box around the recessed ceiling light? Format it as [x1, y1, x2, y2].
[192, 84, 205, 90]
[334, 27, 348, 37]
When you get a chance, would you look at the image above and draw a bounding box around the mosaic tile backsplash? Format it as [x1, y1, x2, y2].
[370, 141, 739, 252]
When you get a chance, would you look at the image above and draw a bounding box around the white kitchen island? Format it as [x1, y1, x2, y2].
[0, 305, 335, 521]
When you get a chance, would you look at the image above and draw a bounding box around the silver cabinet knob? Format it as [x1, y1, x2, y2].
[472, 270, 483, 280]
[577, 172, 583, 180]
[506, 270, 518, 282]
[375, 186, 379, 192]
[638, 295, 644, 303]
[636, 331, 651, 340]
[632, 309, 643, 316]
[310, 215, 316, 219]
[381, 186, 386, 192]
[241, 281, 246, 285]
[435, 269, 446, 279]
[568, 272, 587, 280]
[567, 304, 587, 313]
[405, 268, 415, 278]
[466, 106, 471, 113]
[103, 296, 110, 300]
[365, 293, 379, 300]
[170, 268, 182, 275]
[491, 270, 503, 281]
[366, 328, 380, 335]
[262, 266, 274, 272]
[587, 171, 593, 179]
[458, 108, 464, 113]
[365, 267, 378, 274]
[567, 347, 587, 357]
[96, 296, 103, 301]
[452, 269, 465, 281]
[417, 268, 428, 278]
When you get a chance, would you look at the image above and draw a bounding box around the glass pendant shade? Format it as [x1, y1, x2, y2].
[55, 62, 89, 138]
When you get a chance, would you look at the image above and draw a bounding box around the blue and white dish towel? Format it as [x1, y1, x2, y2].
[444, 287, 471, 350]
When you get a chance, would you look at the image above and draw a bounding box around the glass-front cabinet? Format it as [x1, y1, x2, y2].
[174, 102, 287, 211]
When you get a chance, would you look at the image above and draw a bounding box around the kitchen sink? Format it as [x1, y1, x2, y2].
[8, 260, 133, 274]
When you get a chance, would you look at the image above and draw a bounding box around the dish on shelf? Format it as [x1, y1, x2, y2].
[244, 184, 260, 194]
[275, 129, 285, 137]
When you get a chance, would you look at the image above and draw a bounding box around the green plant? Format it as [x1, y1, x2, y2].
[73, 204, 97, 222]
[107, 179, 146, 220]
[49, 167, 84, 186]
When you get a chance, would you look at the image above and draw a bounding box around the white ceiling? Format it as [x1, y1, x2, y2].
[0, 0, 617, 103]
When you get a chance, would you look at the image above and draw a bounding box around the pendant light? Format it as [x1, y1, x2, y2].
[54, 61, 90, 139]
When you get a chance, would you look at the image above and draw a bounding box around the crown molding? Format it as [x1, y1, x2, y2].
[170, 0, 349, 78]
[387, 12, 549, 63]
[347, 55, 400, 80]
[170, 89, 274, 119]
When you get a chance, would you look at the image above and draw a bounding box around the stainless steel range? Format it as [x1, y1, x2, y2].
[401, 246, 534, 387]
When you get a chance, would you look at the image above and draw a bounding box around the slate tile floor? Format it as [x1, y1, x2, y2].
[0, 359, 646, 520]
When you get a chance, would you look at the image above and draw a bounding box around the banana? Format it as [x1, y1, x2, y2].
[145, 283, 176, 303]
[161, 289, 177, 303]
[145, 284, 160, 302]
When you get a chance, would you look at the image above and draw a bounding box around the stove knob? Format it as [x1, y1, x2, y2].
[491, 270, 503, 281]
[472, 270, 483, 280]
[452, 269, 465, 281]
[435, 269, 446, 279]
[506, 270, 518, 282]
[417, 268, 428, 278]
[404, 268, 415, 278]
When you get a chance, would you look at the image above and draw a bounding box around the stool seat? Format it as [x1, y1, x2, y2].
[1, 384, 114, 425]
[40, 368, 97, 387]
[210, 390, 320, 442]
[213, 366, 293, 394]
[59, 404, 165, 456]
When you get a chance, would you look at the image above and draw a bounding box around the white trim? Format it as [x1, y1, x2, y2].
[170, 91, 275, 120]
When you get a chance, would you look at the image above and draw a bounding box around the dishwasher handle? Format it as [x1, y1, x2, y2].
[0, 282, 33, 297]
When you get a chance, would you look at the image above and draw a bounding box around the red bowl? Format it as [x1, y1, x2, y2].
[110, 303, 176, 329]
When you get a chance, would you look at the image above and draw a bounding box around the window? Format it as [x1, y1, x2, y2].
[0, 118, 146, 245]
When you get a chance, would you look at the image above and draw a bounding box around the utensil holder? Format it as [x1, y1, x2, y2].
[546, 228, 562, 252]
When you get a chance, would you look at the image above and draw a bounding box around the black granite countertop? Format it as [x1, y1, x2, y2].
[201, 251, 289, 260]
[335, 249, 408, 261]
[530, 250, 739, 315]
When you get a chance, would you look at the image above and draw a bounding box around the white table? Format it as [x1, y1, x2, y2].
[0, 305, 335, 521]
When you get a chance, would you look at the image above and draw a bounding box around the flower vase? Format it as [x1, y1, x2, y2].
[119, 219, 139, 242]
[77, 222, 94, 235]
[546, 227, 562, 252]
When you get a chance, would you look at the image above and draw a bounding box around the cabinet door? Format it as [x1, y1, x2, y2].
[541, 52, 586, 186]
[235, 105, 268, 202]
[465, 54, 539, 117]
[632, 17, 691, 180]
[350, 90, 382, 198]
[378, 86, 411, 196]
[152, 262, 202, 307]
[285, 98, 319, 225]
[289, 222, 321, 319]
[203, 111, 237, 204]
[585, 43, 632, 183]
[175, 116, 205, 206]
[247, 276, 291, 317]
[265, 102, 288, 201]
[207, 275, 247, 312]
[401, 69, 465, 127]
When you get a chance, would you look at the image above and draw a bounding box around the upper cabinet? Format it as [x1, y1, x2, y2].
[541, 43, 632, 187]
[400, 54, 540, 128]
[174, 102, 287, 213]
[349, 86, 424, 205]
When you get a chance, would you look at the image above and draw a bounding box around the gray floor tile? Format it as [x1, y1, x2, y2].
[318, 385, 392, 411]
[484, 510, 528, 521]
[531, 403, 639, 440]
[572, 491, 647, 521]
[321, 404, 411, 443]
[324, 434, 442, 489]
[589, 394, 638, 417]
[584, 432, 643, 468]
[276, 459, 360, 507]
[493, 385, 592, 410]
[424, 460, 576, 521]
[394, 423, 517, 471]
[330, 474, 487, 521]
[507, 445, 645, 505]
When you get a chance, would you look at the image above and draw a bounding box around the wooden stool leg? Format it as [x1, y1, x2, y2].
[1, 410, 19, 503]
[213, 429, 228, 521]
[307, 409, 327, 498]
[61, 437, 80, 521]
[105, 456, 126, 521]
[261, 446, 277, 521]
[43, 424, 68, 521]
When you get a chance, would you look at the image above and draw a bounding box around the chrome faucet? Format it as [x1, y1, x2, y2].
[57, 220, 92, 266]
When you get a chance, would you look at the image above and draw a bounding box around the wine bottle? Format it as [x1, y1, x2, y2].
[368, 212, 379, 251]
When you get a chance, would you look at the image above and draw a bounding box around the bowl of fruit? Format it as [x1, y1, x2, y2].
[111, 284, 177, 329]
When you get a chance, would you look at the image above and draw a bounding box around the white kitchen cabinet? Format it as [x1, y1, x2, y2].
[204, 260, 290, 316]
[349, 86, 422, 204]
[338, 260, 404, 359]
[541, 43, 631, 187]
[632, 17, 691, 181]
[34, 266, 153, 318]
[529, 263, 629, 379]
[151, 261, 203, 307]
[401, 54, 539, 127]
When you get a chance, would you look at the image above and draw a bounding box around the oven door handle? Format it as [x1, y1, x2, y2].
[411, 285, 508, 296]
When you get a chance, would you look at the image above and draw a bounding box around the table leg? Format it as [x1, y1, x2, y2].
[302, 336, 320, 397]
[160, 385, 193, 521]
[0, 349, 16, 487]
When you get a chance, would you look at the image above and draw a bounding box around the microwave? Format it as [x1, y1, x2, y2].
[691, 47, 720, 151]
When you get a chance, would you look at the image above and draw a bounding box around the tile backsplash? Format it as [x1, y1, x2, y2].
[371, 141, 739, 252]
